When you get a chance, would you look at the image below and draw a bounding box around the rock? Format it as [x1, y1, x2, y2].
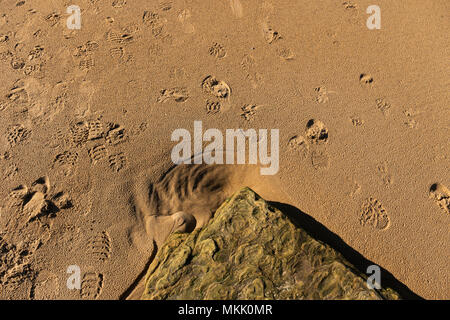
[142, 187, 400, 300]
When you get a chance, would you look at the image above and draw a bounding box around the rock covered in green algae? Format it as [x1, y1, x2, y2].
[142, 187, 400, 300]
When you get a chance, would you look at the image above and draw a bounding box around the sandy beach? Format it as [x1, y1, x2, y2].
[0, 0, 448, 300]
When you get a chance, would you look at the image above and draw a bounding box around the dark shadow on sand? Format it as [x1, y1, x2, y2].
[268, 201, 423, 300]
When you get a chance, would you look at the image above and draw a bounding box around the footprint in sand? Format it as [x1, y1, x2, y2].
[305, 119, 329, 144]
[343, 1, 358, 9]
[7, 80, 29, 104]
[229, 0, 244, 18]
[157, 87, 189, 103]
[159, 2, 173, 11]
[30, 272, 60, 300]
[314, 86, 336, 104]
[178, 9, 195, 34]
[202, 75, 231, 100]
[73, 41, 99, 58]
[311, 150, 330, 170]
[429, 183, 450, 214]
[360, 73, 374, 87]
[350, 116, 364, 127]
[105, 123, 127, 145]
[288, 119, 330, 168]
[109, 47, 125, 60]
[209, 42, 227, 59]
[262, 21, 281, 44]
[376, 98, 391, 116]
[403, 109, 421, 129]
[87, 231, 112, 263]
[45, 12, 61, 27]
[106, 30, 134, 45]
[240, 104, 260, 121]
[6, 124, 31, 146]
[288, 135, 309, 160]
[108, 152, 127, 172]
[205, 100, 222, 115]
[112, 0, 127, 8]
[88, 144, 109, 164]
[276, 46, 295, 61]
[80, 272, 103, 300]
[377, 162, 394, 186]
[0, 236, 39, 293]
[142, 10, 168, 39]
[359, 198, 391, 230]
[69, 121, 90, 147]
[240, 54, 263, 89]
[53, 150, 79, 170]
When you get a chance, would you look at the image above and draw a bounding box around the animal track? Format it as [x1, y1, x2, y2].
[157, 87, 189, 103]
[350, 117, 364, 126]
[359, 198, 390, 230]
[240, 104, 259, 121]
[202, 76, 231, 99]
[262, 21, 281, 44]
[429, 183, 449, 214]
[109, 153, 127, 172]
[87, 231, 112, 262]
[88, 145, 109, 164]
[80, 272, 103, 299]
[209, 43, 227, 59]
[360, 73, 374, 86]
[305, 119, 328, 144]
[205, 100, 221, 115]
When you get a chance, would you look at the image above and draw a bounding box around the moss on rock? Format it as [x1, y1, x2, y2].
[142, 187, 400, 300]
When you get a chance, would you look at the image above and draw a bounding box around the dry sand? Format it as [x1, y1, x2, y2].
[0, 0, 448, 299]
